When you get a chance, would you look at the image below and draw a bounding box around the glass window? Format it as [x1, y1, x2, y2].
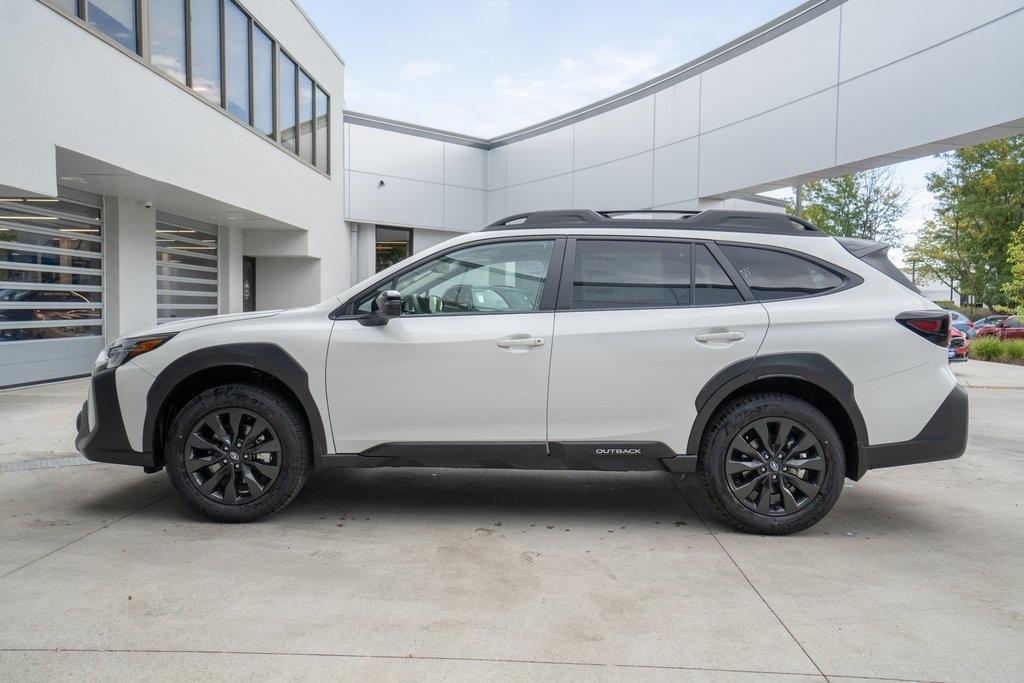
[375, 227, 411, 272]
[720, 245, 843, 301]
[355, 240, 554, 316]
[278, 52, 297, 152]
[54, 0, 79, 16]
[190, 0, 221, 105]
[252, 26, 274, 136]
[311, 87, 327, 171]
[571, 240, 691, 310]
[88, 0, 136, 52]
[224, 0, 250, 121]
[298, 72, 314, 163]
[694, 244, 742, 305]
[314, 87, 329, 171]
[149, 0, 186, 83]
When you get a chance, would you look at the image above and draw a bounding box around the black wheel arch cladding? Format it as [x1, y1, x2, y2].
[144, 343, 328, 468]
[688, 353, 868, 473]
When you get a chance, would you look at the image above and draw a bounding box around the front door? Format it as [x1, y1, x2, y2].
[327, 238, 563, 454]
[547, 238, 769, 454]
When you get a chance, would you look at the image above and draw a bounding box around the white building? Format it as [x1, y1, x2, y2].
[2, 0, 1023, 386]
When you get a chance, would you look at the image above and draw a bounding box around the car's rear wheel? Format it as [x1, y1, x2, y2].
[697, 392, 845, 535]
[165, 383, 311, 522]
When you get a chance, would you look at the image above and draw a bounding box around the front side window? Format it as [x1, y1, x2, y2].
[354, 240, 555, 316]
[88, 0, 137, 52]
[571, 240, 691, 310]
[720, 245, 843, 301]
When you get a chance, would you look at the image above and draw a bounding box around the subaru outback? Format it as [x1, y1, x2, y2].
[76, 209, 968, 534]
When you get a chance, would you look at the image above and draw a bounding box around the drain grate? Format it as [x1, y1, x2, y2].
[0, 456, 91, 473]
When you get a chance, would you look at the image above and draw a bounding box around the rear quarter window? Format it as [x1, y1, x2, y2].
[719, 245, 844, 301]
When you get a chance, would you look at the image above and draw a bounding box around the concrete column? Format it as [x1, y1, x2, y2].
[103, 196, 156, 341]
[218, 224, 243, 314]
[356, 223, 376, 282]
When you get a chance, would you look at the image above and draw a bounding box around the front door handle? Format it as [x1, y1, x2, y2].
[496, 336, 546, 349]
[695, 331, 745, 343]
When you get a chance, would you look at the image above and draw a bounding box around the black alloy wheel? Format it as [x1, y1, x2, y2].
[725, 418, 826, 516]
[165, 383, 311, 522]
[185, 408, 282, 505]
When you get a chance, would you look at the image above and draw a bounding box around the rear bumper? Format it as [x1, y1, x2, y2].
[858, 384, 968, 476]
[76, 367, 155, 468]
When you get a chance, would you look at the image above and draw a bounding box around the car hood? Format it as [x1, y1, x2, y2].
[122, 310, 282, 339]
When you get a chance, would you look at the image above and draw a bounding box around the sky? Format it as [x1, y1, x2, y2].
[300, 0, 946, 256]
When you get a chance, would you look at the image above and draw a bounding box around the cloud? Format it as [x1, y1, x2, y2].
[399, 61, 452, 82]
[489, 45, 676, 132]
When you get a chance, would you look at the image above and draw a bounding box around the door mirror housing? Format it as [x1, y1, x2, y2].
[360, 290, 403, 326]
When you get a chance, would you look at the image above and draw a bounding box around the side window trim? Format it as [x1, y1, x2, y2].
[331, 236, 566, 319]
[713, 240, 863, 303]
[557, 236, 752, 312]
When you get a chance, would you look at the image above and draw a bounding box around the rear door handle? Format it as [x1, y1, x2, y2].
[497, 336, 546, 349]
[695, 331, 745, 343]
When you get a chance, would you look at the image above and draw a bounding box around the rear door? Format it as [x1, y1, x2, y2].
[546, 238, 769, 455]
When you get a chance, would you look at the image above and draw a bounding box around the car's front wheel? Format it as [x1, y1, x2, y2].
[165, 383, 312, 522]
[697, 392, 845, 535]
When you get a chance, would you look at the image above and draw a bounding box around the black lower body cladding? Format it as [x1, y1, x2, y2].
[858, 384, 968, 476]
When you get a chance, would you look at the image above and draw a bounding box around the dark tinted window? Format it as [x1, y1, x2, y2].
[720, 245, 843, 300]
[694, 245, 742, 305]
[572, 240, 691, 309]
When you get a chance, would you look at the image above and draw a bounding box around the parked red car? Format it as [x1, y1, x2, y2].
[949, 326, 969, 362]
[975, 315, 1024, 339]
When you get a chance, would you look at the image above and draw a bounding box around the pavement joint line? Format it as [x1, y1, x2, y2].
[0, 456, 91, 473]
[664, 473, 833, 683]
[0, 646, 829, 678]
[0, 493, 171, 582]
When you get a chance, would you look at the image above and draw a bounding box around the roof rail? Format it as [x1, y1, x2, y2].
[482, 209, 823, 236]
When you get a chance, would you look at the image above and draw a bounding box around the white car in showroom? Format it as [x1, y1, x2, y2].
[77, 209, 967, 534]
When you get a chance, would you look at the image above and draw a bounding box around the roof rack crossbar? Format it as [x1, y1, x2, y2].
[482, 209, 823, 236]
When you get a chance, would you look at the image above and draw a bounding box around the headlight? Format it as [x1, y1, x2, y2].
[95, 333, 176, 371]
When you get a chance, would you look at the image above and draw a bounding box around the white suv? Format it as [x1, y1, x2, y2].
[76, 209, 967, 534]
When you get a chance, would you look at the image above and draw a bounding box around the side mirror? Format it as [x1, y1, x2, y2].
[359, 290, 403, 327]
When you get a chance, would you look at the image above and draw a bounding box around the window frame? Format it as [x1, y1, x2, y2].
[557, 236, 753, 312]
[38, 0, 331, 176]
[332, 236, 567, 320]
[715, 240, 863, 303]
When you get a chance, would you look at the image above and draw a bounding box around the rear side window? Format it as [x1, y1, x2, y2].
[572, 240, 691, 309]
[720, 245, 843, 301]
[694, 245, 743, 305]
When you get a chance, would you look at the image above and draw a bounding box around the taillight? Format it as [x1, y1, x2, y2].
[897, 311, 951, 347]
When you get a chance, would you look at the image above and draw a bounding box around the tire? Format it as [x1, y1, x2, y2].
[696, 392, 845, 535]
[165, 383, 312, 522]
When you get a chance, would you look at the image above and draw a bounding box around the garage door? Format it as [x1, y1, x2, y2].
[156, 213, 219, 324]
[0, 191, 105, 387]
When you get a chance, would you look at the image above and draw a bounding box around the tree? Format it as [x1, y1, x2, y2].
[905, 214, 976, 303]
[797, 167, 909, 245]
[923, 135, 1024, 308]
[1004, 223, 1024, 314]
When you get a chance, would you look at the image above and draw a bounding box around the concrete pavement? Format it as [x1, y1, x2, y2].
[1, 368, 1022, 681]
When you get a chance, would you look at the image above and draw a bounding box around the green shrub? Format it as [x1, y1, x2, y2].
[970, 336, 1004, 361]
[969, 337, 1024, 362]
[1004, 339, 1024, 361]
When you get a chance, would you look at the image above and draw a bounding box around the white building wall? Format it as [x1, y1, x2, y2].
[344, 0, 1024, 234]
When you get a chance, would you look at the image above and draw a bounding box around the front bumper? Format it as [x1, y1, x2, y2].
[859, 384, 968, 475]
[76, 366, 155, 468]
